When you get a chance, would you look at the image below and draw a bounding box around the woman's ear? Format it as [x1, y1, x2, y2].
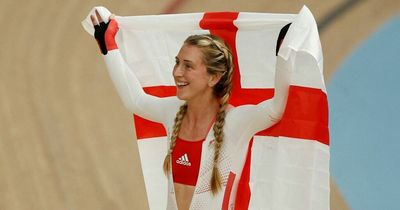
[208, 73, 223, 87]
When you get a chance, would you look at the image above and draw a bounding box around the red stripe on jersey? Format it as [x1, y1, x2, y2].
[222, 172, 236, 210]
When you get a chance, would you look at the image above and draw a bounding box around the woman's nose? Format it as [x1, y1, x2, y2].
[173, 65, 183, 77]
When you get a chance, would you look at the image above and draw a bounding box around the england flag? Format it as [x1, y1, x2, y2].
[82, 5, 329, 210]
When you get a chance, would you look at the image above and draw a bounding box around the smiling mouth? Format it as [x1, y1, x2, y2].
[176, 82, 189, 88]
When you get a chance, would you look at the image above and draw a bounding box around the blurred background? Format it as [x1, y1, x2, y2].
[0, 0, 399, 209]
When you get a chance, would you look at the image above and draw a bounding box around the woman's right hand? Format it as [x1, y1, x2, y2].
[91, 10, 119, 55]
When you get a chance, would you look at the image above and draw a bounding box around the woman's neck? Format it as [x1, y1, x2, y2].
[185, 96, 219, 127]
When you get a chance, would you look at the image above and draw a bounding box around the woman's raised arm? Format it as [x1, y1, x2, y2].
[91, 11, 181, 124]
[227, 55, 290, 139]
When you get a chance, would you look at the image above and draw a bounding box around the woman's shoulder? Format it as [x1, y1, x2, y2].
[225, 103, 248, 115]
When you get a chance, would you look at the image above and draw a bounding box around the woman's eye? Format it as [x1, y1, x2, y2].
[185, 64, 192, 69]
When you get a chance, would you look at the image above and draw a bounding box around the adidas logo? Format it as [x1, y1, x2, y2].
[176, 153, 191, 166]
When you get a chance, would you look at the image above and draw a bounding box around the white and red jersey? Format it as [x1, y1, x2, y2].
[82, 5, 330, 210]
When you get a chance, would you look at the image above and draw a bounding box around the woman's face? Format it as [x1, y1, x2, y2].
[173, 44, 215, 101]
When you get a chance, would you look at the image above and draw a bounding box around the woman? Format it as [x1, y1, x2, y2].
[91, 10, 290, 210]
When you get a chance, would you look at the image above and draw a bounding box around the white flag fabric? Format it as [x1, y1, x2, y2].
[82, 6, 329, 210]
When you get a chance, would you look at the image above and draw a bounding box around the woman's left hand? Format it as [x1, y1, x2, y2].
[90, 10, 119, 55]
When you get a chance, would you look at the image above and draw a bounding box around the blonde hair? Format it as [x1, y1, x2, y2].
[163, 34, 234, 195]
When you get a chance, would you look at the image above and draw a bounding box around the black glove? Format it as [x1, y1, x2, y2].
[94, 21, 109, 55]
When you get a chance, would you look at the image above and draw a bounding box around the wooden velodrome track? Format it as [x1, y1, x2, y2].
[0, 0, 398, 209]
